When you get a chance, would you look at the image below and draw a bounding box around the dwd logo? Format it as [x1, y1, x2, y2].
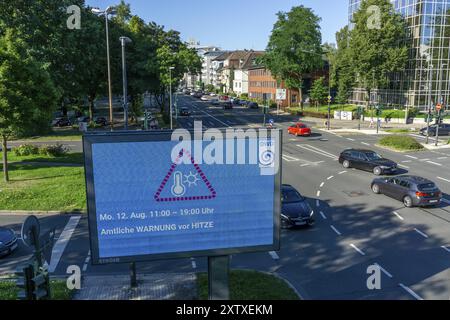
[67, 5, 81, 30]
[367, 5, 381, 30]
[367, 264, 382, 290]
[66, 265, 81, 290]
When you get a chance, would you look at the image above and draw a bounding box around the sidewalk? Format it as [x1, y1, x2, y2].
[73, 273, 197, 300]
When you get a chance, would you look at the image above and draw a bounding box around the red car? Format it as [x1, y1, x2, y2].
[288, 123, 311, 137]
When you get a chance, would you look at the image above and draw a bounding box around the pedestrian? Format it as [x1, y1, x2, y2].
[378, 118, 382, 129]
[369, 118, 374, 128]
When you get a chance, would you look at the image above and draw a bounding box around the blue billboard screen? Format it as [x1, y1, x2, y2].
[84, 132, 281, 264]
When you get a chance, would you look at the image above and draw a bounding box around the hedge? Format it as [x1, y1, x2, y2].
[378, 135, 424, 151]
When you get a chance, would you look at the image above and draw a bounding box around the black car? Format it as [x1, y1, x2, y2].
[222, 101, 233, 110]
[281, 185, 315, 229]
[95, 117, 108, 126]
[339, 149, 398, 175]
[420, 124, 450, 136]
[179, 108, 191, 116]
[0, 227, 18, 258]
[371, 176, 442, 208]
[248, 102, 259, 109]
[53, 117, 71, 127]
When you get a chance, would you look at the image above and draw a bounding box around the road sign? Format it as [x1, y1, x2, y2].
[21, 216, 40, 247]
[83, 130, 281, 265]
[328, 95, 332, 104]
[276, 89, 287, 101]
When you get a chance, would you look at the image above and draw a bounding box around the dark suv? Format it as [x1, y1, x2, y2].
[420, 124, 450, 136]
[371, 176, 442, 207]
[339, 149, 398, 175]
[281, 185, 315, 228]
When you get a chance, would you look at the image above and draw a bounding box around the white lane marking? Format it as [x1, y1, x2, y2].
[426, 161, 442, 167]
[393, 211, 405, 221]
[320, 182, 325, 188]
[402, 160, 412, 163]
[441, 246, 450, 253]
[361, 142, 371, 146]
[316, 200, 320, 208]
[438, 157, 448, 160]
[320, 211, 327, 220]
[300, 164, 310, 167]
[437, 177, 450, 183]
[327, 176, 334, 180]
[350, 244, 366, 256]
[49, 216, 81, 273]
[399, 284, 424, 300]
[330, 225, 342, 236]
[190, 258, 197, 269]
[314, 161, 325, 165]
[316, 190, 321, 197]
[414, 228, 429, 239]
[338, 171, 347, 175]
[347, 138, 355, 141]
[297, 145, 339, 160]
[189, 103, 232, 128]
[399, 164, 410, 169]
[374, 263, 393, 278]
[420, 159, 431, 162]
[405, 155, 419, 160]
[282, 155, 300, 162]
[269, 251, 280, 260]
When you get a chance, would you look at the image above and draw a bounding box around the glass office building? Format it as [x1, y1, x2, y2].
[348, 0, 450, 110]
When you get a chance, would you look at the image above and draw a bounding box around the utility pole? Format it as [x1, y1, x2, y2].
[436, 63, 447, 146]
[120, 36, 132, 131]
[426, 65, 433, 144]
[169, 67, 175, 130]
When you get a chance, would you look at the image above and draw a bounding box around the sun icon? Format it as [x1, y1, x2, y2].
[184, 171, 200, 187]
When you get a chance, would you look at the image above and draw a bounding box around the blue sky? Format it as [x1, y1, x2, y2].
[85, 0, 349, 50]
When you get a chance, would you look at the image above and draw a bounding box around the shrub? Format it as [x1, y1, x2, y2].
[302, 110, 329, 119]
[13, 144, 39, 156]
[379, 135, 424, 151]
[39, 144, 68, 157]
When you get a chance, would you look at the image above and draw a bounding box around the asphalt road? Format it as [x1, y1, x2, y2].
[1, 95, 449, 300]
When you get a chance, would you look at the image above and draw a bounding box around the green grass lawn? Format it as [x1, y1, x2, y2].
[0, 161, 86, 212]
[197, 270, 299, 300]
[384, 128, 415, 134]
[0, 280, 74, 300]
[5, 152, 84, 165]
[12, 129, 82, 142]
[378, 135, 424, 152]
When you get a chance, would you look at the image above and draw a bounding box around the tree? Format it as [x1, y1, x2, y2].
[0, 31, 57, 182]
[263, 6, 324, 109]
[309, 77, 328, 110]
[349, 0, 409, 108]
[333, 26, 354, 105]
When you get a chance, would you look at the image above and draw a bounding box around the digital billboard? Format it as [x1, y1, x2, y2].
[83, 130, 281, 264]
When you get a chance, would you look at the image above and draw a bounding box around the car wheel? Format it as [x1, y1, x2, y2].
[403, 196, 413, 208]
[373, 167, 382, 176]
[372, 184, 381, 194]
[343, 160, 351, 169]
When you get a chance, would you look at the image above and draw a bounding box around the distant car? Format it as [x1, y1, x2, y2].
[420, 124, 450, 136]
[371, 176, 442, 208]
[0, 227, 18, 258]
[194, 92, 203, 98]
[288, 123, 311, 137]
[239, 100, 250, 106]
[200, 95, 210, 101]
[219, 95, 229, 101]
[210, 98, 220, 105]
[179, 108, 191, 117]
[281, 185, 315, 229]
[248, 102, 259, 109]
[95, 117, 108, 127]
[222, 101, 233, 110]
[339, 149, 398, 176]
[210, 93, 217, 97]
[77, 116, 90, 123]
[53, 117, 71, 127]
[190, 92, 197, 96]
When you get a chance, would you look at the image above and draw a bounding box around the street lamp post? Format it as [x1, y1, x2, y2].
[169, 67, 175, 130]
[120, 36, 132, 131]
[436, 63, 447, 146]
[426, 65, 433, 145]
[92, 6, 117, 131]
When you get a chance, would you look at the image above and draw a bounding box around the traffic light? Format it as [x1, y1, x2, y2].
[32, 267, 51, 300]
[16, 264, 35, 300]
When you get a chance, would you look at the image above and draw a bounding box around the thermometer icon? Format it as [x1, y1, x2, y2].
[171, 171, 186, 197]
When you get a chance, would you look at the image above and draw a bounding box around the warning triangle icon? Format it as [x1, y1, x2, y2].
[154, 149, 217, 202]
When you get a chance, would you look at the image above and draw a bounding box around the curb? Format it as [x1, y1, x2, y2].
[0, 210, 85, 216]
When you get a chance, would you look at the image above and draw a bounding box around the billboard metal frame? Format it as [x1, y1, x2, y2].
[83, 130, 282, 265]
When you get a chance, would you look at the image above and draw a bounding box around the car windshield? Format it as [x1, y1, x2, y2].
[282, 190, 304, 203]
[418, 183, 436, 191]
[365, 152, 382, 161]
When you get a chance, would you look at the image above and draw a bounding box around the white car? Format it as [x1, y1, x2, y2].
[210, 93, 217, 97]
[201, 95, 210, 101]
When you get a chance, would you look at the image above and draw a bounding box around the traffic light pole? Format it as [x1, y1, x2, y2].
[426, 106, 431, 145]
[435, 109, 441, 147]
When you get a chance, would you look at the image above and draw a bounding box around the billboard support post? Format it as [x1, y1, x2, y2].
[208, 255, 230, 300]
[130, 262, 137, 288]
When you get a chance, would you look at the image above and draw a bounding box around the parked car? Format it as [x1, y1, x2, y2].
[288, 123, 312, 137]
[281, 185, 315, 229]
[194, 92, 203, 98]
[0, 227, 18, 258]
[190, 92, 197, 96]
[52, 117, 71, 127]
[219, 95, 229, 101]
[210, 93, 217, 97]
[239, 100, 250, 106]
[248, 102, 259, 109]
[420, 124, 450, 136]
[201, 95, 210, 101]
[371, 175, 442, 208]
[222, 101, 233, 110]
[339, 149, 398, 176]
[95, 117, 108, 127]
[179, 108, 191, 117]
